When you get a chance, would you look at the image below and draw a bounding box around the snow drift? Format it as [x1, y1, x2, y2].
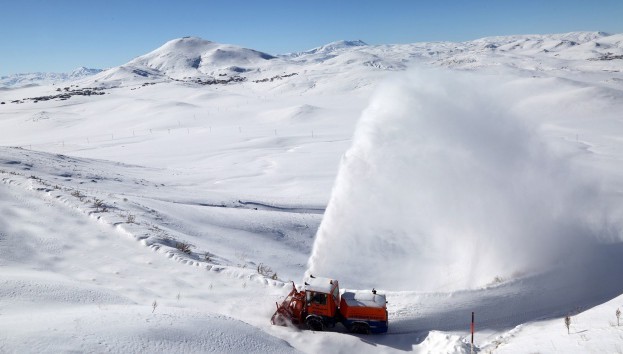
[307, 68, 621, 292]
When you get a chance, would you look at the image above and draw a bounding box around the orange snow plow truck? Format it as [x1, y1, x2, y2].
[271, 275, 388, 334]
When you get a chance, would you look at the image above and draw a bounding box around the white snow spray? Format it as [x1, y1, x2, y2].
[307, 68, 621, 292]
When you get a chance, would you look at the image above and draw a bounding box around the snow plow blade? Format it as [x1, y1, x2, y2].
[271, 282, 304, 326]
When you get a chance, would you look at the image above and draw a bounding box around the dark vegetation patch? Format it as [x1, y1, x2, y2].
[132, 69, 151, 77]
[588, 53, 623, 61]
[253, 72, 298, 83]
[173, 76, 247, 85]
[8, 86, 111, 104]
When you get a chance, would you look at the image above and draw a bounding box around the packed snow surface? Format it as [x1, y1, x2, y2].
[1, 31, 623, 353]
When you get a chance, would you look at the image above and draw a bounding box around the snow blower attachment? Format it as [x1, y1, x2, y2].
[271, 276, 388, 334]
[271, 282, 306, 326]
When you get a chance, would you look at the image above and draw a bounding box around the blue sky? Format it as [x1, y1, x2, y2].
[2, 0, 622, 76]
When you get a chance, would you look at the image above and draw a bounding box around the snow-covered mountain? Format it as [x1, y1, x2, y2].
[286, 39, 368, 57]
[85, 31, 623, 88]
[0, 67, 102, 88]
[1, 31, 623, 353]
[4, 31, 622, 90]
[126, 36, 276, 78]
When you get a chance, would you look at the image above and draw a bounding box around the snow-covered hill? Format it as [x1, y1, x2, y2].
[1, 31, 623, 353]
[125, 36, 276, 79]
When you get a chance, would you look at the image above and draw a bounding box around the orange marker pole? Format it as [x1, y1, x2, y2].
[470, 312, 475, 354]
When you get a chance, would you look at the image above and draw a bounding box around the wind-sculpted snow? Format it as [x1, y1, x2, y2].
[308, 68, 623, 292]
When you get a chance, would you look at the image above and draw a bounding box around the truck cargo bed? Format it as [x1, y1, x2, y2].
[340, 291, 388, 333]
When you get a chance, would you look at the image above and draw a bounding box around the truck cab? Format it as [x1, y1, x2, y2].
[303, 276, 340, 330]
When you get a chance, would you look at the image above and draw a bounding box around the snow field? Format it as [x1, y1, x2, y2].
[1, 32, 623, 353]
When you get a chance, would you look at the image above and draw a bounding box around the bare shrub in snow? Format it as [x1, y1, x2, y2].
[126, 214, 136, 223]
[257, 263, 277, 279]
[151, 300, 157, 313]
[176, 241, 192, 254]
[70, 190, 85, 201]
[565, 315, 571, 334]
[93, 198, 106, 212]
[257, 263, 272, 276]
[617, 308, 621, 326]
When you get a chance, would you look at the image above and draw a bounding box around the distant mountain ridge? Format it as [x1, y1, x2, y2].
[286, 40, 368, 57]
[2, 31, 621, 89]
[0, 67, 102, 88]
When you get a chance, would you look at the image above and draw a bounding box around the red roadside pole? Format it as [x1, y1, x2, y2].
[470, 311, 475, 354]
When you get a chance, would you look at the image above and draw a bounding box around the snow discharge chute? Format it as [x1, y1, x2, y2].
[307, 68, 619, 292]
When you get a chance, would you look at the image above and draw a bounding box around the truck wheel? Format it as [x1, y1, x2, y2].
[351, 323, 370, 334]
[305, 317, 324, 331]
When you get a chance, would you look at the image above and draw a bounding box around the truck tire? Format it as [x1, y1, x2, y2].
[350, 322, 370, 335]
[305, 316, 324, 331]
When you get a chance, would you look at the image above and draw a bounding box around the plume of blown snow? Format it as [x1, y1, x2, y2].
[307, 68, 620, 292]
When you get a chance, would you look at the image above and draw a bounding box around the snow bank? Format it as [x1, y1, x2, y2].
[0, 306, 297, 353]
[308, 68, 621, 291]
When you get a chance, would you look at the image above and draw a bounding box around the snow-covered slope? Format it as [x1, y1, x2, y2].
[1, 31, 622, 353]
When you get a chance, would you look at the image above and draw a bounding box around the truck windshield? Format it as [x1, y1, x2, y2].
[311, 292, 327, 305]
